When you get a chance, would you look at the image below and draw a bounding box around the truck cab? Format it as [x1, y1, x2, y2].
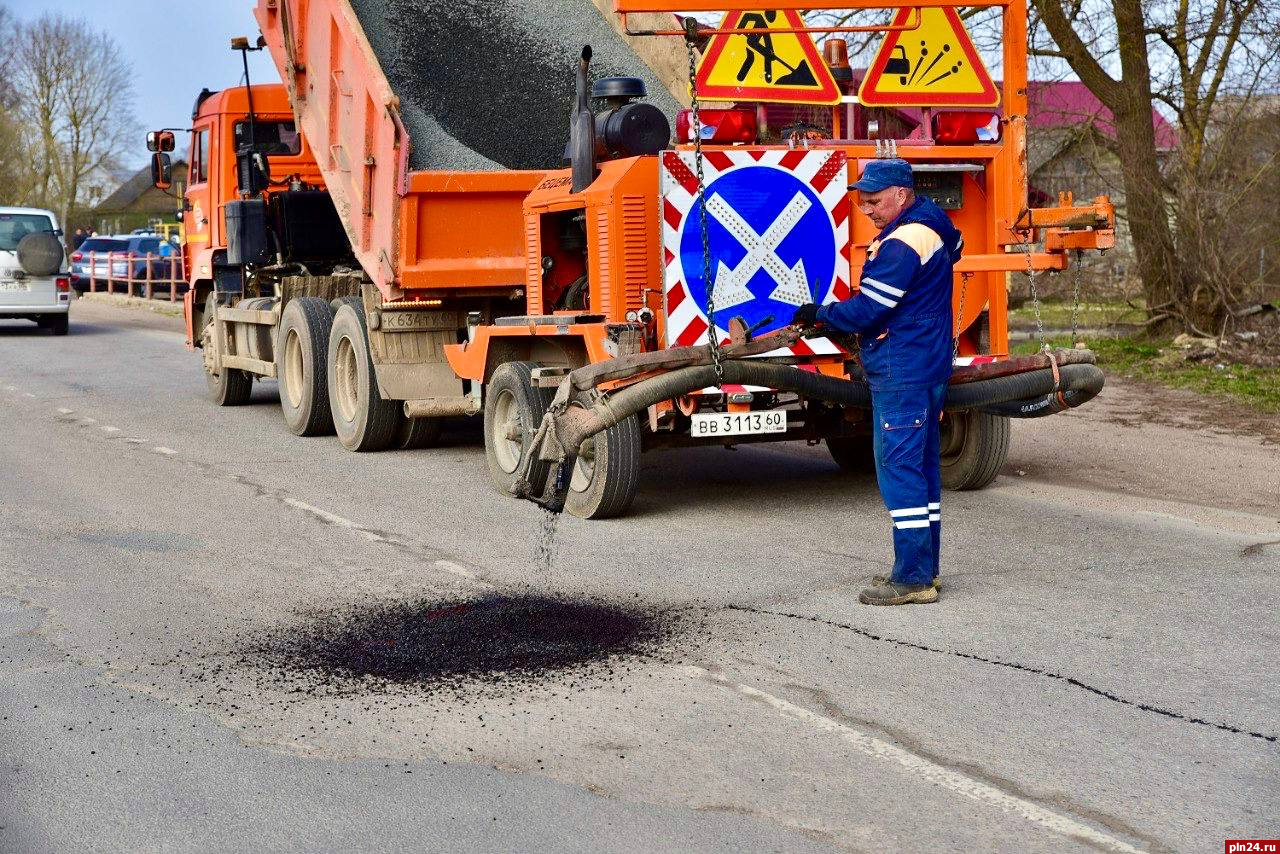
[175, 84, 335, 344]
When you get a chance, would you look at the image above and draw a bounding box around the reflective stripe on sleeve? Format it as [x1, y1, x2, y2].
[862, 276, 905, 298]
[859, 286, 897, 308]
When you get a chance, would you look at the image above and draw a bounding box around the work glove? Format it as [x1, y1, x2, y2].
[791, 303, 820, 328]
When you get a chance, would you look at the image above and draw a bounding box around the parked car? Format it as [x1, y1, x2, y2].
[0, 207, 71, 335]
[69, 234, 178, 295]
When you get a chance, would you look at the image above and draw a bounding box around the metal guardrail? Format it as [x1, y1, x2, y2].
[80, 251, 186, 302]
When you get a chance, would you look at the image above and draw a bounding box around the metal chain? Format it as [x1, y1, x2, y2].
[952, 272, 970, 363]
[684, 23, 725, 387]
[1024, 241, 1047, 352]
[1069, 248, 1084, 346]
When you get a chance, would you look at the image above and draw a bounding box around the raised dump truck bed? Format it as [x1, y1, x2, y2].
[347, 0, 681, 171]
[254, 0, 679, 299]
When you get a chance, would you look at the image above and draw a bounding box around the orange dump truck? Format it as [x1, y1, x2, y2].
[149, 0, 1112, 519]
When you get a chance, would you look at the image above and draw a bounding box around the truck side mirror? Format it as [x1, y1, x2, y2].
[151, 152, 173, 190]
[146, 130, 175, 153]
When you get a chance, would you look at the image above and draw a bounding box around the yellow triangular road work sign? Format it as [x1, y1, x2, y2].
[696, 10, 841, 106]
[860, 7, 999, 107]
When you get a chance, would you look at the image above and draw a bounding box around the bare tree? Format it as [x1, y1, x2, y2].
[1030, 0, 1280, 334]
[10, 12, 136, 230]
[0, 4, 37, 206]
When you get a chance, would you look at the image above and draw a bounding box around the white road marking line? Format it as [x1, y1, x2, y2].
[152, 447, 177, 455]
[79, 417, 97, 425]
[23, 392, 34, 398]
[100, 425, 120, 433]
[433, 560, 481, 581]
[683, 666, 1144, 853]
[57, 408, 74, 414]
[279, 499, 489, 586]
[124, 438, 148, 444]
[281, 498, 387, 544]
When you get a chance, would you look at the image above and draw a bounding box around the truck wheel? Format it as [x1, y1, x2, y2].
[203, 293, 252, 406]
[940, 410, 1010, 490]
[483, 361, 553, 497]
[827, 434, 874, 473]
[277, 297, 335, 436]
[396, 416, 444, 450]
[565, 414, 641, 520]
[327, 300, 400, 451]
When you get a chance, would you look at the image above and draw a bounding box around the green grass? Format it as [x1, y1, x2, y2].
[1007, 300, 1144, 329]
[1011, 334, 1280, 413]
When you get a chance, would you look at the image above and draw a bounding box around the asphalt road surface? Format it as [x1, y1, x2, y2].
[2, 299, 1277, 853]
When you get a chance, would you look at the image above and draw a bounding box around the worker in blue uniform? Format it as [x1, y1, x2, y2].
[792, 159, 962, 605]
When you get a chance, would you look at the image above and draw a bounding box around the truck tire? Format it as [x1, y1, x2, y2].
[203, 293, 252, 406]
[483, 361, 553, 497]
[827, 435, 874, 473]
[327, 300, 400, 451]
[396, 416, 444, 450]
[564, 414, 641, 520]
[940, 410, 1010, 490]
[277, 297, 334, 436]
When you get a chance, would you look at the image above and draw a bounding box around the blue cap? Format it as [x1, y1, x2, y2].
[851, 158, 914, 192]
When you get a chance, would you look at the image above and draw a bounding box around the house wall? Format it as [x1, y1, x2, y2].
[1026, 133, 1144, 303]
[94, 183, 185, 235]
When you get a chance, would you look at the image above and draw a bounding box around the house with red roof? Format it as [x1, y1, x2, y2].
[752, 76, 1176, 204]
[747, 77, 1178, 296]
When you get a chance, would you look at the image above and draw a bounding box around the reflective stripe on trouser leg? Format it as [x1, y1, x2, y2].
[872, 386, 943, 586]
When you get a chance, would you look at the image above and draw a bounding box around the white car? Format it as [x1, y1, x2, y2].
[0, 206, 71, 335]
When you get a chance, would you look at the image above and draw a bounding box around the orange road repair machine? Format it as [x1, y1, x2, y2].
[149, 0, 1113, 518]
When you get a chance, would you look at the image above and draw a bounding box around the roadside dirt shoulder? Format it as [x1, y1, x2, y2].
[72, 293, 186, 335]
[1004, 374, 1280, 520]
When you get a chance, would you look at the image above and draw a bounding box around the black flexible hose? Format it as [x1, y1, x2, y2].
[945, 363, 1105, 411]
[524, 359, 1106, 507]
[577, 360, 1105, 441]
[976, 364, 1105, 418]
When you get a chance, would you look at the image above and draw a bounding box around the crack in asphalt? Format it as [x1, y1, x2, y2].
[727, 605, 1279, 746]
[34, 391, 1279, 750]
[783, 682, 1172, 853]
[1241, 539, 1280, 558]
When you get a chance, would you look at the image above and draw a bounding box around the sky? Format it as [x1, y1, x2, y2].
[13, 1, 284, 169]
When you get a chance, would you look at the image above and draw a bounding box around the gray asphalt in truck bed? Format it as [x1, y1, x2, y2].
[351, 0, 681, 171]
[1, 300, 1277, 852]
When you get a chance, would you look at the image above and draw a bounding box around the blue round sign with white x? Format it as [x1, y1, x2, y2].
[678, 165, 836, 335]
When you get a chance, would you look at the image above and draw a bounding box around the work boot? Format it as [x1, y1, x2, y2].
[872, 573, 941, 590]
[859, 581, 939, 606]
